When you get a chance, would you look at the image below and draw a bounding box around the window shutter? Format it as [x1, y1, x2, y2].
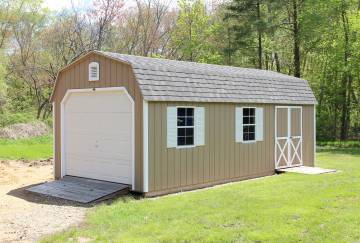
[256, 107, 264, 141]
[235, 107, 243, 142]
[89, 62, 99, 81]
[194, 107, 205, 146]
[167, 107, 177, 148]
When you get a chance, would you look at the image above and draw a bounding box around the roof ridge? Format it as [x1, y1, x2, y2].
[98, 51, 305, 82]
[95, 50, 317, 105]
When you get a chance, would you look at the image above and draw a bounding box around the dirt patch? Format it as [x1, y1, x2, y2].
[0, 121, 49, 139]
[0, 159, 87, 242]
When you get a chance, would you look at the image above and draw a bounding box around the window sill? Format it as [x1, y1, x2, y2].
[238, 140, 257, 144]
[175, 145, 196, 149]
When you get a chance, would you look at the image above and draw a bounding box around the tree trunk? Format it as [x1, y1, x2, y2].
[274, 52, 281, 72]
[227, 26, 232, 65]
[256, 0, 263, 69]
[292, 0, 301, 78]
[340, 1, 351, 140]
[265, 52, 269, 70]
[189, 20, 193, 61]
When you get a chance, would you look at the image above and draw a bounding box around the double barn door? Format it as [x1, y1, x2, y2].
[275, 106, 303, 169]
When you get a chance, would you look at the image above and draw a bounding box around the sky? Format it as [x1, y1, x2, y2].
[42, 0, 177, 11]
[43, 0, 92, 11]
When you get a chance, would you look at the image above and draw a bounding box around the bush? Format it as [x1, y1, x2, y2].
[317, 140, 360, 148]
[0, 111, 37, 127]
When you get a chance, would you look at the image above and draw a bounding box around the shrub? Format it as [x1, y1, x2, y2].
[317, 140, 360, 148]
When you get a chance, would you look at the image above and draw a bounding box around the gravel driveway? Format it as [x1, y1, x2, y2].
[0, 159, 87, 242]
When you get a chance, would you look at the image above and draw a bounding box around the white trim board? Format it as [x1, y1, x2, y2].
[314, 106, 316, 164]
[52, 102, 56, 178]
[60, 87, 136, 190]
[143, 100, 149, 192]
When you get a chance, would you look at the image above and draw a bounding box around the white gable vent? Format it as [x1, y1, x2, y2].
[89, 62, 99, 81]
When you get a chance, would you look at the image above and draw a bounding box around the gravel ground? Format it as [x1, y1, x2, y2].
[0, 159, 87, 242]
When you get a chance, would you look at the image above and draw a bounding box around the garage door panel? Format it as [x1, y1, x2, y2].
[66, 92, 132, 113]
[63, 90, 133, 185]
[99, 113, 132, 134]
[66, 152, 131, 167]
[65, 138, 132, 162]
[65, 113, 132, 138]
[66, 134, 131, 151]
[66, 154, 131, 172]
[66, 160, 131, 183]
[66, 144, 132, 161]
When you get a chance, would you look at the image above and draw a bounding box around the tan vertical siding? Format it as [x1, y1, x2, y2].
[147, 102, 278, 196]
[147, 103, 314, 196]
[302, 105, 315, 166]
[52, 53, 143, 192]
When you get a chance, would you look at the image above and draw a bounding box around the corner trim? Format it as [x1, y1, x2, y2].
[143, 100, 149, 192]
[52, 102, 56, 178]
[314, 105, 316, 164]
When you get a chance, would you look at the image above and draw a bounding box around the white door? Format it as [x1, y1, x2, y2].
[62, 89, 133, 184]
[275, 106, 302, 169]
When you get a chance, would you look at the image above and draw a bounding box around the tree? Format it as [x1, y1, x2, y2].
[89, 0, 124, 50]
[112, 0, 177, 57]
[226, 0, 268, 69]
[171, 0, 220, 62]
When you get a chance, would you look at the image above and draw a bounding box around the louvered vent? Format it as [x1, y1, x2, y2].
[89, 62, 99, 81]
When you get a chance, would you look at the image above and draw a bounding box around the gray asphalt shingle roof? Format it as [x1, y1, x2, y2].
[98, 51, 317, 105]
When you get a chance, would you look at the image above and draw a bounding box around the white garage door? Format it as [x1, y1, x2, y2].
[63, 89, 133, 185]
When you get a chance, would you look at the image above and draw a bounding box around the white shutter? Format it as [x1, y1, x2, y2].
[167, 107, 177, 148]
[235, 107, 243, 142]
[194, 107, 205, 146]
[256, 107, 264, 141]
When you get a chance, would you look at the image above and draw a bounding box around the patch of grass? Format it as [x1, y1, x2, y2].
[42, 149, 360, 242]
[317, 140, 360, 148]
[0, 135, 53, 160]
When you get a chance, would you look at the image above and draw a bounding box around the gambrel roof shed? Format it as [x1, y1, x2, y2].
[51, 51, 316, 197]
[97, 51, 317, 105]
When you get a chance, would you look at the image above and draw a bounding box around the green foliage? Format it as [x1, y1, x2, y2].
[317, 140, 360, 149]
[0, 111, 36, 127]
[0, 134, 52, 160]
[171, 0, 222, 63]
[42, 150, 360, 242]
[0, 51, 7, 102]
[0, 0, 359, 141]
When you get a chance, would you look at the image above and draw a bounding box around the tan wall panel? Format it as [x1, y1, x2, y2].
[302, 105, 315, 166]
[148, 103, 314, 194]
[291, 108, 301, 136]
[148, 102, 277, 193]
[276, 108, 288, 137]
[53, 53, 144, 192]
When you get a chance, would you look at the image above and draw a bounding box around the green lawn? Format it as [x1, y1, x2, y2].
[43, 149, 360, 242]
[0, 135, 53, 160]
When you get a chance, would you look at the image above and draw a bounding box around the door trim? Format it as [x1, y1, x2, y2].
[60, 87, 135, 190]
[275, 106, 303, 169]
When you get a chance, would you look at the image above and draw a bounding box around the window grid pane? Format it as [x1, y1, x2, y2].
[243, 107, 256, 141]
[177, 107, 195, 146]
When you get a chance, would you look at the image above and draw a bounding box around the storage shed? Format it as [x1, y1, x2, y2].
[51, 50, 317, 196]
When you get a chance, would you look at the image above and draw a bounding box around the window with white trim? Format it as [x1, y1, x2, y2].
[177, 107, 194, 146]
[243, 107, 256, 141]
